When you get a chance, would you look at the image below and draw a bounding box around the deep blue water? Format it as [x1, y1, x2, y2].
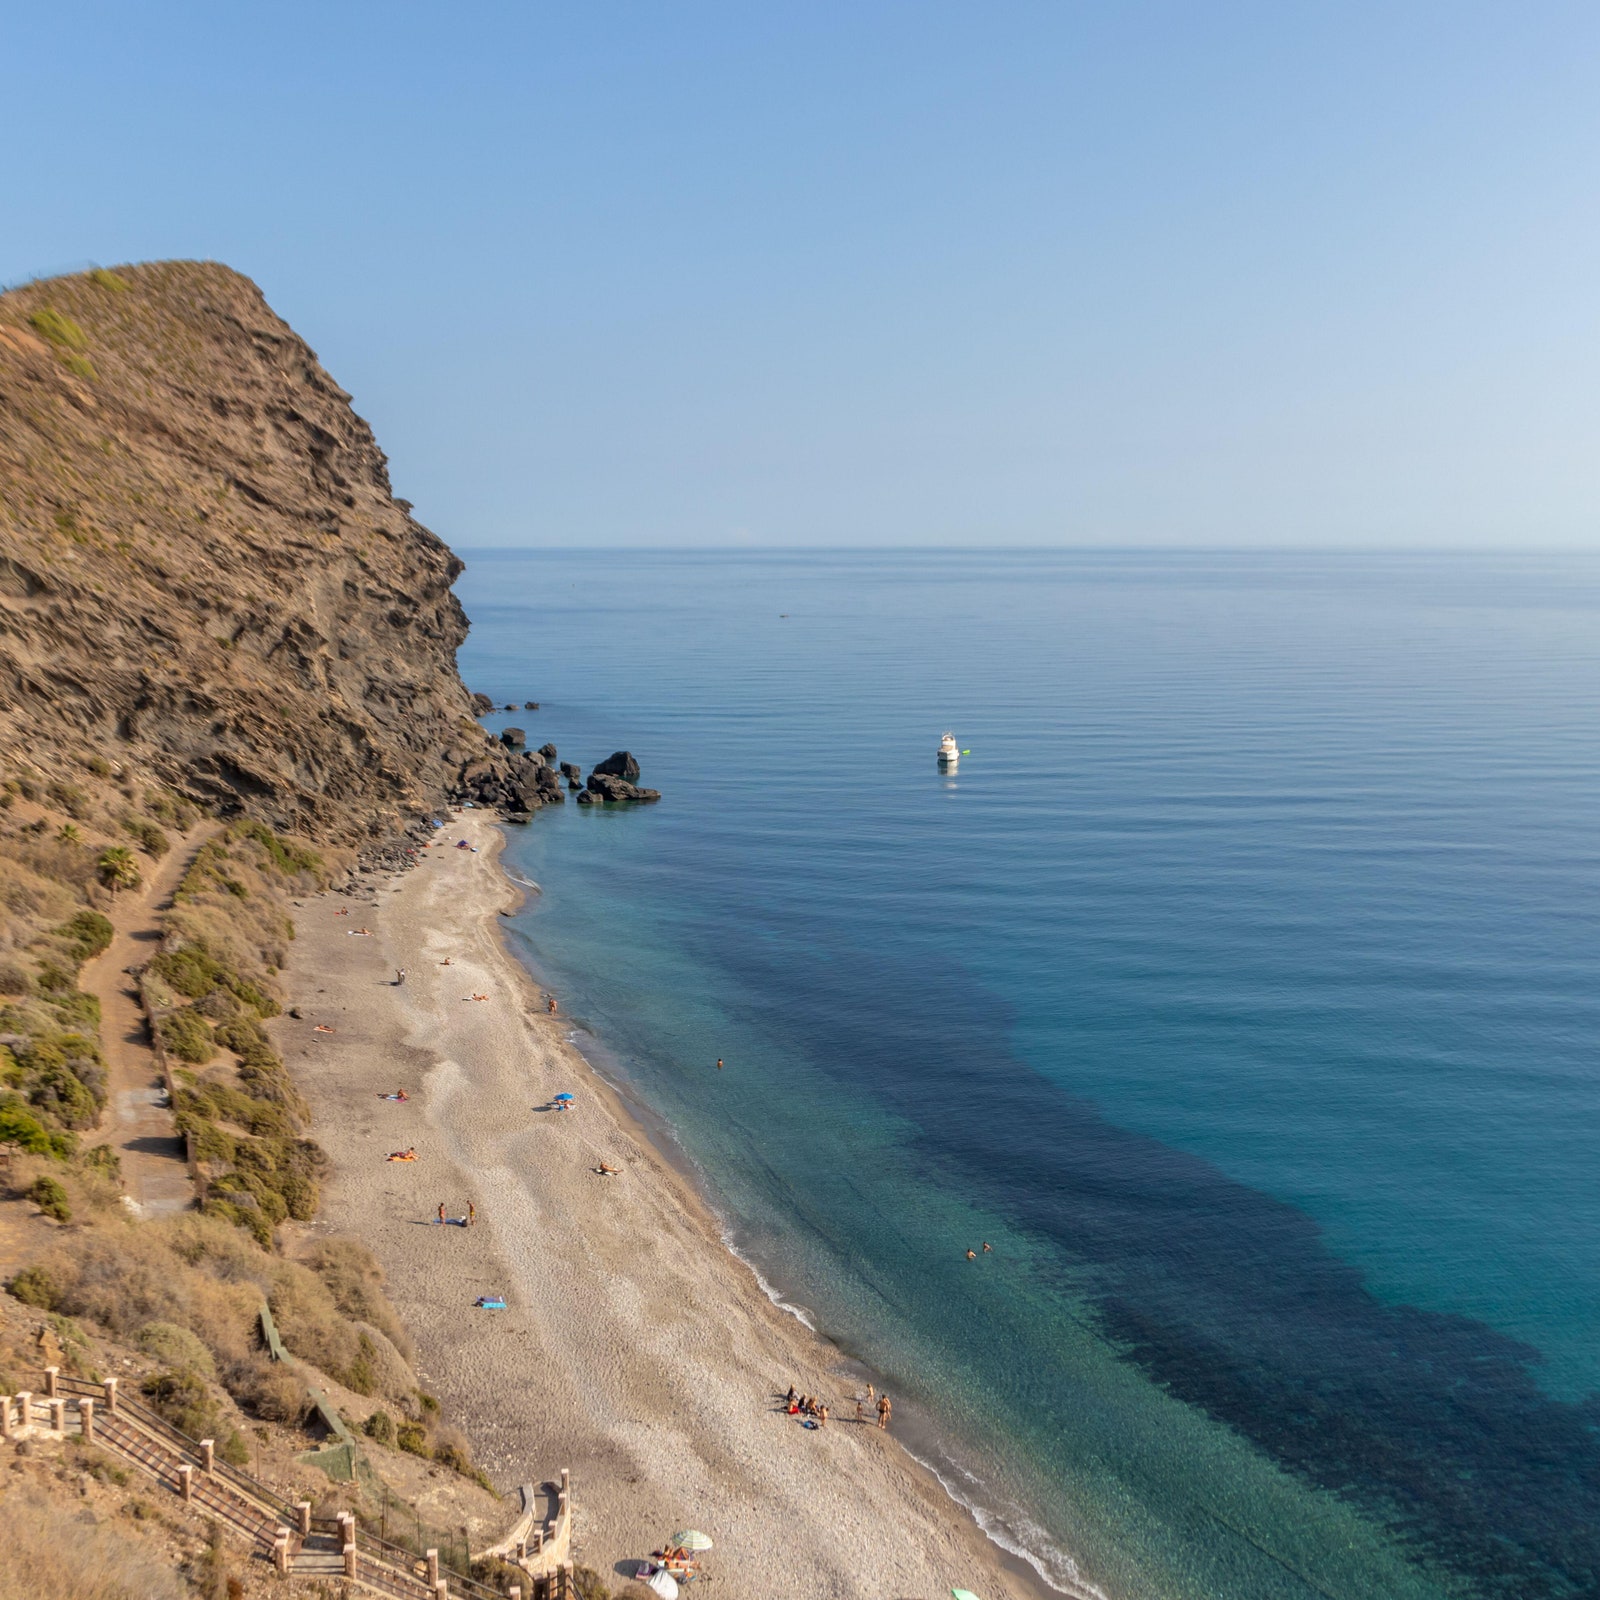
[455, 550, 1600, 1600]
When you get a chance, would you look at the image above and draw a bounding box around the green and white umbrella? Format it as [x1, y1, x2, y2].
[951, 1589, 984, 1600]
[670, 1530, 714, 1552]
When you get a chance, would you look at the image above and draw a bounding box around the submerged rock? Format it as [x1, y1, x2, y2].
[538, 743, 558, 762]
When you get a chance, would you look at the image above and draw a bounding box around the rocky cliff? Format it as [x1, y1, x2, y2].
[0, 260, 520, 841]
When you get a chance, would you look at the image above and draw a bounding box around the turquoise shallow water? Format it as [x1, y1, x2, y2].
[455, 550, 1600, 1600]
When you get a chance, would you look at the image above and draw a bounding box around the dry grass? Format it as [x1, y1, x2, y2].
[0, 1489, 186, 1600]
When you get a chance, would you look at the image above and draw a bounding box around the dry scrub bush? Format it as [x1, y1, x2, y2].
[136, 1320, 217, 1379]
[304, 1236, 416, 1362]
[0, 1489, 186, 1600]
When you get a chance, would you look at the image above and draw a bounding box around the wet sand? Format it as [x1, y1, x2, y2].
[279, 812, 1046, 1600]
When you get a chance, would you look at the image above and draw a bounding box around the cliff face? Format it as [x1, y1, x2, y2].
[0, 261, 507, 841]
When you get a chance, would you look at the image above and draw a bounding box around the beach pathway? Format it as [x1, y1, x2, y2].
[81, 823, 216, 1215]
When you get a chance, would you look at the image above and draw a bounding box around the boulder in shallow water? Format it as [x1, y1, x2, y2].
[470, 693, 495, 715]
[592, 750, 641, 783]
[538, 742, 558, 762]
[524, 700, 540, 710]
[500, 727, 526, 749]
[576, 790, 598, 805]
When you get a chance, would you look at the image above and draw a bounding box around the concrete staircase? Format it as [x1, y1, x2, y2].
[2, 1369, 568, 1599]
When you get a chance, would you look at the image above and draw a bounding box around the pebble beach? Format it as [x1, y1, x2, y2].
[277, 812, 1041, 1600]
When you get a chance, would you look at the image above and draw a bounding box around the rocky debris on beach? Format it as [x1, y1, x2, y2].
[500, 727, 526, 749]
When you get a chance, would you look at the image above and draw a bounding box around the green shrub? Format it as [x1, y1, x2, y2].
[30, 308, 89, 350]
[141, 1368, 221, 1439]
[158, 1008, 214, 1064]
[56, 909, 114, 962]
[0, 1103, 75, 1158]
[121, 816, 170, 857]
[35, 961, 75, 993]
[363, 1409, 395, 1445]
[396, 1422, 430, 1457]
[80, 1143, 121, 1181]
[136, 1321, 216, 1380]
[572, 1567, 614, 1600]
[29, 1174, 72, 1221]
[221, 1429, 250, 1467]
[7, 1264, 59, 1308]
[89, 268, 130, 292]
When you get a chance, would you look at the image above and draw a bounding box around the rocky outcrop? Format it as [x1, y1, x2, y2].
[581, 751, 659, 805]
[500, 728, 526, 749]
[0, 261, 527, 842]
[592, 751, 641, 783]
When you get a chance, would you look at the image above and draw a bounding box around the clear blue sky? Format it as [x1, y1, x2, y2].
[7, 2, 1599, 547]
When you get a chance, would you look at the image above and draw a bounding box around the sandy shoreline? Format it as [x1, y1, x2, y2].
[277, 812, 1051, 1600]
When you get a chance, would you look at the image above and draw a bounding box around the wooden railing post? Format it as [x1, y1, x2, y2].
[199, 1438, 214, 1472]
[274, 1530, 291, 1573]
[177, 1464, 193, 1502]
[15, 1392, 31, 1434]
[43, 1366, 59, 1398]
[0, 1395, 12, 1440]
[296, 1500, 311, 1536]
[343, 1540, 357, 1579]
[102, 1377, 118, 1413]
[77, 1396, 94, 1443]
[48, 1398, 65, 1435]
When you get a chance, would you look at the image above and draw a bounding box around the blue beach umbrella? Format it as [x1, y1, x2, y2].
[554, 1093, 574, 1102]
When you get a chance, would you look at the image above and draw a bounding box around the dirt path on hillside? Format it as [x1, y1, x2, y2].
[81, 825, 217, 1216]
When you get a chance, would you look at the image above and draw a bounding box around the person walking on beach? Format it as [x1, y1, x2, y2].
[877, 1394, 891, 1431]
[547, 995, 559, 1015]
[855, 1393, 865, 1422]
[437, 1202, 446, 1225]
[468, 1202, 476, 1228]
[396, 967, 407, 986]
[817, 1403, 829, 1428]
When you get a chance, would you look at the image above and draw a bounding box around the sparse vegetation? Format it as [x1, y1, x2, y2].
[29, 1172, 72, 1221]
[89, 267, 131, 293]
[30, 307, 89, 351]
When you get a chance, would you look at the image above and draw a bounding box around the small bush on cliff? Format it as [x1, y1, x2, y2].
[159, 1007, 215, 1064]
[54, 909, 113, 962]
[8, 1264, 58, 1308]
[141, 1368, 221, 1439]
[120, 815, 170, 857]
[30, 309, 89, 350]
[0, 1103, 75, 1159]
[29, 1174, 72, 1221]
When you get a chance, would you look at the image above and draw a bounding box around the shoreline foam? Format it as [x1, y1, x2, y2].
[279, 812, 1057, 1600]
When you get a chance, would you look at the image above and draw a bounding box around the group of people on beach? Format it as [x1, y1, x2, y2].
[783, 1383, 891, 1431]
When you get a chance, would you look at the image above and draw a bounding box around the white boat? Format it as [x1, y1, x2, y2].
[938, 732, 960, 767]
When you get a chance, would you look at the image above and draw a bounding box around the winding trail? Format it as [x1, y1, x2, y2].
[81, 823, 217, 1215]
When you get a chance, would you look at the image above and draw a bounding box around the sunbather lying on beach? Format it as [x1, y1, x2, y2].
[334, 908, 349, 916]
[386, 1148, 418, 1162]
[377, 1090, 409, 1101]
[313, 1024, 335, 1034]
[594, 1163, 620, 1176]
[463, 993, 489, 1002]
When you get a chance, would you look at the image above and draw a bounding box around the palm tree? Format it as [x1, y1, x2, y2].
[96, 845, 142, 897]
[56, 822, 81, 844]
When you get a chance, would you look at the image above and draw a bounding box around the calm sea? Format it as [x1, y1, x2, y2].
[456, 549, 1600, 1600]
